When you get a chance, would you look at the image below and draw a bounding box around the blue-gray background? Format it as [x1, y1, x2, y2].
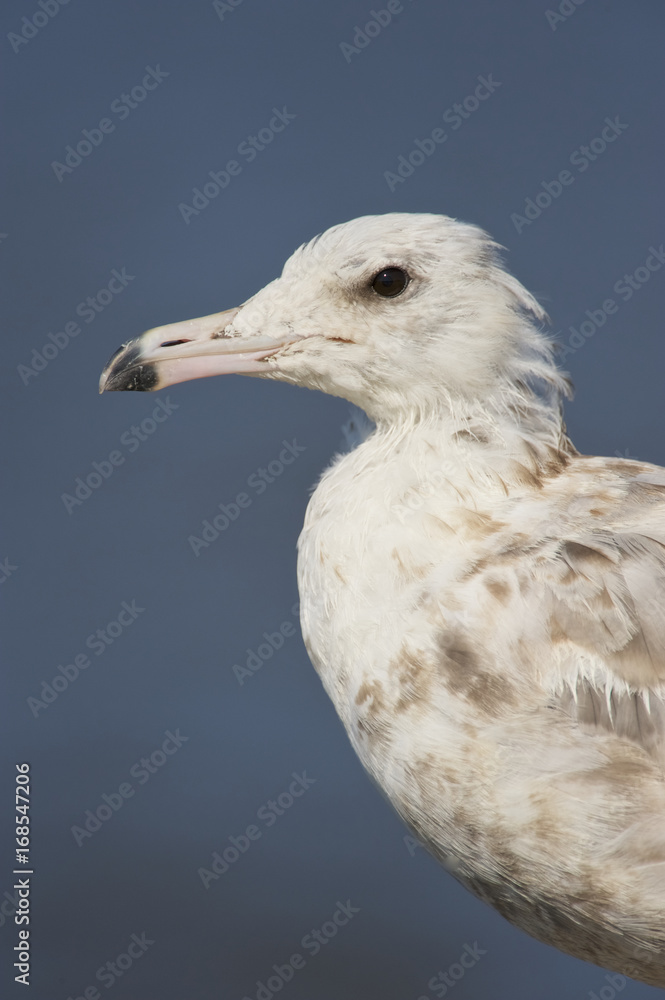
[2, 1, 665, 997]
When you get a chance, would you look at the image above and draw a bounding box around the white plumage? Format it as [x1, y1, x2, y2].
[100, 213, 665, 987]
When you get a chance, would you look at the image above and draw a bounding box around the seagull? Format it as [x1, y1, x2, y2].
[100, 213, 665, 987]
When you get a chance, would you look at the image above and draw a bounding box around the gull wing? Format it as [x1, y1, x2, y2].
[515, 465, 665, 759]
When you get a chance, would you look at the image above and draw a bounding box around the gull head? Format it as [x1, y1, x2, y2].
[100, 213, 562, 424]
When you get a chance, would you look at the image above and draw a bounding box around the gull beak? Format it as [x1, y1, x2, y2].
[99, 306, 288, 393]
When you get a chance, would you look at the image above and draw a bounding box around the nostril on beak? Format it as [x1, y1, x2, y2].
[160, 339, 191, 348]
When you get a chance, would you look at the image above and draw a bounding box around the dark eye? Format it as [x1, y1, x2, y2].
[371, 267, 409, 298]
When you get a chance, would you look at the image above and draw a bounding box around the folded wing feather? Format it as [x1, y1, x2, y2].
[543, 524, 665, 759]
